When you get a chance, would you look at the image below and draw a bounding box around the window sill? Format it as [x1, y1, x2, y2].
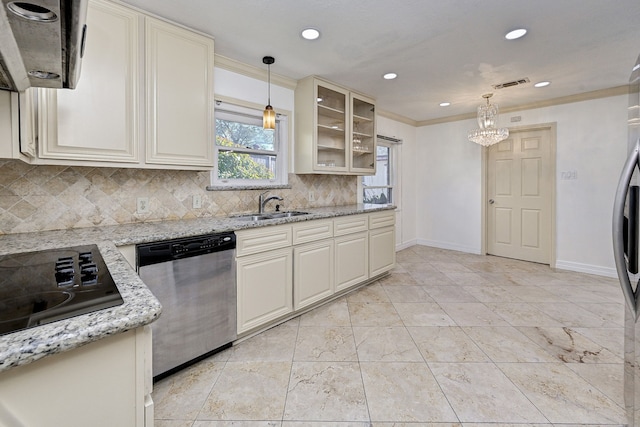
[206, 184, 292, 191]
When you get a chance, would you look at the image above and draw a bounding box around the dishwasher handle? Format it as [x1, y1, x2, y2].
[137, 232, 236, 267]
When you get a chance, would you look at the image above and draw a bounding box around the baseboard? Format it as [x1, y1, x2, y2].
[416, 239, 482, 255]
[554, 260, 617, 278]
[396, 240, 417, 251]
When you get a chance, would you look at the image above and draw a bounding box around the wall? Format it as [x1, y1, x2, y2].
[416, 94, 629, 276]
[0, 67, 357, 235]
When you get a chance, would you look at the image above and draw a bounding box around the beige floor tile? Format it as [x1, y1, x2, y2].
[361, 362, 458, 422]
[382, 285, 434, 303]
[423, 286, 479, 303]
[377, 272, 419, 286]
[461, 285, 522, 302]
[517, 327, 622, 363]
[348, 302, 403, 326]
[573, 327, 624, 357]
[373, 424, 461, 427]
[299, 298, 351, 326]
[439, 303, 510, 327]
[393, 302, 457, 326]
[156, 421, 197, 427]
[294, 326, 357, 362]
[462, 326, 558, 363]
[198, 361, 291, 421]
[566, 363, 624, 408]
[194, 422, 281, 427]
[501, 285, 568, 303]
[407, 326, 489, 362]
[430, 261, 474, 273]
[283, 362, 368, 421]
[228, 323, 298, 362]
[283, 423, 370, 427]
[442, 272, 490, 286]
[153, 354, 227, 420]
[410, 270, 457, 286]
[573, 302, 625, 327]
[429, 362, 548, 423]
[498, 362, 625, 424]
[353, 326, 423, 362]
[484, 303, 563, 327]
[532, 301, 615, 327]
[346, 283, 391, 303]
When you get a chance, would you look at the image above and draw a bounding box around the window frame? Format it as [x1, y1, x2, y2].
[359, 136, 401, 207]
[212, 97, 289, 188]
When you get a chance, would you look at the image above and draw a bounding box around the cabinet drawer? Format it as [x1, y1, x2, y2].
[292, 219, 333, 245]
[369, 210, 396, 229]
[333, 214, 368, 236]
[236, 225, 292, 256]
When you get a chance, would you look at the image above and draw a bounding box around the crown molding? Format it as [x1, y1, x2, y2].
[214, 54, 298, 90]
[416, 85, 629, 127]
[377, 109, 418, 127]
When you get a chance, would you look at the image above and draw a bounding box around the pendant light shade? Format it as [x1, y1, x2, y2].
[468, 93, 509, 147]
[263, 56, 276, 129]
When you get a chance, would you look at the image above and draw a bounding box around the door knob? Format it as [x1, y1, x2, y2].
[489, 199, 495, 204]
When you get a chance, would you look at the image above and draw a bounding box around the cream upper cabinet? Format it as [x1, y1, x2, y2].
[40, 0, 140, 163]
[18, 0, 214, 170]
[145, 17, 214, 167]
[295, 76, 376, 175]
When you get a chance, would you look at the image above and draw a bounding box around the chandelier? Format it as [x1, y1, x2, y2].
[468, 93, 509, 147]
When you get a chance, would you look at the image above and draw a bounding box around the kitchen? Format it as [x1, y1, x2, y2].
[0, 0, 639, 426]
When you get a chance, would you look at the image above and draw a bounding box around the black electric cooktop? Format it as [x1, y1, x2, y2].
[0, 244, 124, 335]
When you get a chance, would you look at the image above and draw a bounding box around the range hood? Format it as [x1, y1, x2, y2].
[0, 0, 88, 92]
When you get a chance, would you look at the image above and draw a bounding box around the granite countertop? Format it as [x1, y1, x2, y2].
[0, 203, 395, 372]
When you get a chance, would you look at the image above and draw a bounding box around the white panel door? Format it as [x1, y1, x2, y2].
[487, 128, 552, 264]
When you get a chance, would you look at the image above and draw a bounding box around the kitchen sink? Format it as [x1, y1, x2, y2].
[233, 211, 309, 221]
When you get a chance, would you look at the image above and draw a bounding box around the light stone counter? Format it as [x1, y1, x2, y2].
[0, 204, 395, 372]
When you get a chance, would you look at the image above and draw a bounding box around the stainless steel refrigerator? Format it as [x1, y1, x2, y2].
[613, 52, 640, 426]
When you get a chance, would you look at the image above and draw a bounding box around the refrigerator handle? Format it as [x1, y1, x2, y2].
[613, 140, 640, 319]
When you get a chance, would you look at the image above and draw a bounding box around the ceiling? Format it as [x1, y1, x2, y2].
[121, 0, 640, 123]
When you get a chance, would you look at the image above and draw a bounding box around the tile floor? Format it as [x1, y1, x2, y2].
[152, 245, 627, 426]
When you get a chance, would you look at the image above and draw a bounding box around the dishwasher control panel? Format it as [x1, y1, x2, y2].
[137, 232, 236, 267]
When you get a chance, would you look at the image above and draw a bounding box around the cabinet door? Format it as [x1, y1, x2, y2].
[237, 248, 293, 333]
[315, 80, 349, 173]
[40, 0, 140, 162]
[370, 226, 396, 277]
[335, 231, 369, 292]
[145, 18, 214, 168]
[294, 239, 334, 310]
[350, 93, 376, 174]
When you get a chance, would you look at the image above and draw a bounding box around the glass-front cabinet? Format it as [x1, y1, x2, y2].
[295, 76, 376, 175]
[350, 94, 376, 173]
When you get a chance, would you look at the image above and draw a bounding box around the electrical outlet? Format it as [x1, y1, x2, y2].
[308, 191, 315, 202]
[192, 194, 202, 209]
[136, 197, 150, 214]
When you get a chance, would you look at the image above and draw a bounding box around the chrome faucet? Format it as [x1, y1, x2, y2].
[258, 191, 283, 214]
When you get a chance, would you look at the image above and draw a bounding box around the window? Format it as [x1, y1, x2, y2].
[213, 100, 288, 186]
[363, 143, 393, 204]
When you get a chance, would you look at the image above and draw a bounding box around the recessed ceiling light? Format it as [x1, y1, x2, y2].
[383, 73, 397, 80]
[439, 102, 451, 107]
[505, 28, 527, 40]
[534, 81, 551, 88]
[301, 28, 320, 40]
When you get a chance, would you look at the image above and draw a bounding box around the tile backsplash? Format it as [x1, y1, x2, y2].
[0, 160, 357, 235]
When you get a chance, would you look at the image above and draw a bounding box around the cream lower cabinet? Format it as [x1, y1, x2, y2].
[0, 326, 153, 427]
[335, 231, 369, 292]
[370, 226, 396, 276]
[237, 248, 293, 334]
[294, 239, 335, 310]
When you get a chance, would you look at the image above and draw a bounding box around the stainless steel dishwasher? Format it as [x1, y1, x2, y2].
[137, 232, 236, 380]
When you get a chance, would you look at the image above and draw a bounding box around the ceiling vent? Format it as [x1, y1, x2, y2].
[492, 77, 530, 90]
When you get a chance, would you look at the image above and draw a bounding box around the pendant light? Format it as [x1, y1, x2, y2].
[262, 56, 276, 129]
[467, 93, 509, 147]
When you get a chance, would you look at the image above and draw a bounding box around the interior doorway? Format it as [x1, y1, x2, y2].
[484, 124, 556, 265]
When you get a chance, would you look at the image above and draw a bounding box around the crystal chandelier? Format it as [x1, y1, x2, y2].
[468, 93, 509, 147]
